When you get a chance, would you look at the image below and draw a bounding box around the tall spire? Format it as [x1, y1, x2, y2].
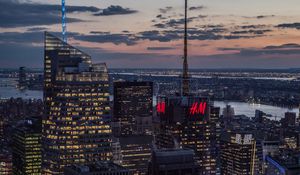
[182, 0, 189, 96]
[62, 0, 67, 43]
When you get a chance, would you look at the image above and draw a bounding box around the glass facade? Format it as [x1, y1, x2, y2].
[42, 32, 112, 174]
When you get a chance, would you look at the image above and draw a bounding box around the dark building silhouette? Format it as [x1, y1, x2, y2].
[281, 112, 297, 127]
[148, 148, 199, 175]
[0, 150, 13, 175]
[119, 135, 152, 175]
[12, 119, 42, 175]
[113, 81, 153, 136]
[155, 96, 220, 175]
[18, 67, 27, 89]
[0, 116, 3, 142]
[64, 162, 131, 175]
[42, 32, 112, 174]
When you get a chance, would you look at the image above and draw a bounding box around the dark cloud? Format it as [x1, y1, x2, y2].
[276, 23, 300, 29]
[0, 0, 100, 28]
[240, 25, 267, 29]
[263, 43, 300, 50]
[94, 5, 137, 16]
[159, 6, 173, 14]
[189, 6, 205, 11]
[153, 17, 197, 29]
[73, 32, 138, 46]
[26, 27, 49, 32]
[231, 29, 272, 35]
[147, 47, 175, 51]
[256, 15, 275, 19]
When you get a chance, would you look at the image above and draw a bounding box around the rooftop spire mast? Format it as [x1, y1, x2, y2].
[182, 0, 189, 96]
[62, 0, 67, 43]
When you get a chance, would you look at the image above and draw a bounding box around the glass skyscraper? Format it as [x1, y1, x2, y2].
[42, 32, 112, 174]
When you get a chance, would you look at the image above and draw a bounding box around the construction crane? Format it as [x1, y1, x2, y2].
[61, 0, 67, 43]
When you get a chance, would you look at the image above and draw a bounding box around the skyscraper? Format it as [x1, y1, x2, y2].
[42, 32, 112, 174]
[12, 120, 42, 175]
[220, 132, 261, 175]
[156, 97, 220, 175]
[113, 81, 153, 136]
[18, 66, 27, 89]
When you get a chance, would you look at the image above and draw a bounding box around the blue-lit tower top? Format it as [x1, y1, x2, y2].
[62, 0, 67, 43]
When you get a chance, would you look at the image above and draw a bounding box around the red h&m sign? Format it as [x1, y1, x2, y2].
[157, 102, 166, 114]
[189, 102, 207, 115]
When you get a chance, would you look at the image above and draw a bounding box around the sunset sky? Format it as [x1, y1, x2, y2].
[2, 0, 300, 68]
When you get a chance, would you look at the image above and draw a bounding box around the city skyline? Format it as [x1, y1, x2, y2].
[2, 0, 300, 68]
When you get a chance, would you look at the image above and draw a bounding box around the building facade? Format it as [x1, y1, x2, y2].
[220, 132, 260, 175]
[12, 120, 42, 175]
[148, 148, 199, 175]
[155, 96, 220, 175]
[113, 81, 153, 136]
[64, 162, 131, 175]
[42, 32, 112, 174]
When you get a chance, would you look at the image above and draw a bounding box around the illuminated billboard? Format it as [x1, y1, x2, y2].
[157, 96, 210, 122]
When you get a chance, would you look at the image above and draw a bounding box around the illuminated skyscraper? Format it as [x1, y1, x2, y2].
[220, 132, 261, 175]
[42, 32, 112, 174]
[156, 96, 220, 175]
[12, 120, 42, 175]
[113, 81, 153, 136]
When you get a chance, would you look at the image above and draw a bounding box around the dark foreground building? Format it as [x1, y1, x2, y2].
[148, 148, 199, 175]
[119, 135, 153, 175]
[42, 33, 112, 174]
[64, 161, 131, 175]
[12, 119, 42, 175]
[113, 81, 153, 136]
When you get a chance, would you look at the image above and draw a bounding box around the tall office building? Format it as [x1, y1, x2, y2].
[12, 120, 42, 175]
[113, 81, 153, 136]
[156, 96, 220, 175]
[42, 32, 112, 174]
[148, 148, 199, 175]
[119, 135, 152, 175]
[220, 132, 261, 175]
[19, 67, 27, 89]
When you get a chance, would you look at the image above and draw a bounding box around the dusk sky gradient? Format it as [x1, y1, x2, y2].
[2, 0, 300, 68]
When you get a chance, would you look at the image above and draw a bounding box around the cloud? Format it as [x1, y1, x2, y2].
[240, 25, 268, 29]
[0, 0, 100, 28]
[189, 6, 205, 11]
[159, 6, 173, 14]
[256, 15, 275, 19]
[263, 43, 300, 50]
[147, 47, 175, 51]
[231, 29, 272, 35]
[73, 32, 138, 46]
[276, 23, 300, 29]
[94, 5, 137, 16]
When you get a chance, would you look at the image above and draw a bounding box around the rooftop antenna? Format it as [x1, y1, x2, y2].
[182, 0, 189, 96]
[62, 0, 67, 43]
